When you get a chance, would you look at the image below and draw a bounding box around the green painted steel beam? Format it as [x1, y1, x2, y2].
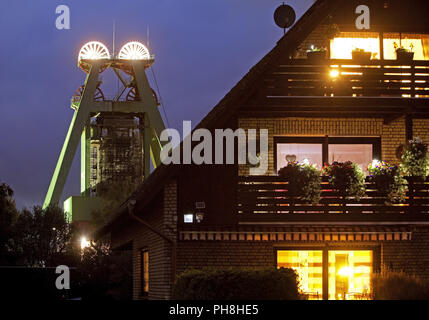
[81, 123, 91, 196]
[89, 101, 159, 114]
[132, 61, 166, 168]
[143, 113, 151, 178]
[43, 62, 101, 209]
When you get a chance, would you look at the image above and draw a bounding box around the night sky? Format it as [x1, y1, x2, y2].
[0, 0, 313, 209]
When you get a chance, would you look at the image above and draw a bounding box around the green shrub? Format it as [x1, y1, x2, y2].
[368, 160, 407, 204]
[400, 137, 429, 178]
[173, 267, 302, 300]
[278, 161, 321, 204]
[322, 161, 366, 200]
[372, 271, 429, 300]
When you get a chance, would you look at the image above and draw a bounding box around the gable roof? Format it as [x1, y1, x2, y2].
[94, 0, 340, 238]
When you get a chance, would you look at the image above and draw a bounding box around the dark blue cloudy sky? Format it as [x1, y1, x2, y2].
[0, 0, 313, 209]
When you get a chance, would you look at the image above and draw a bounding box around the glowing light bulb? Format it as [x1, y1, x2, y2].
[330, 69, 340, 78]
[80, 236, 90, 249]
[337, 266, 353, 277]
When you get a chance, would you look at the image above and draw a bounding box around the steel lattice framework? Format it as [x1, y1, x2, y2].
[43, 42, 166, 222]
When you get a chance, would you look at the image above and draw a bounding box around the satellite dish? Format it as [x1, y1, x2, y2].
[274, 3, 296, 32]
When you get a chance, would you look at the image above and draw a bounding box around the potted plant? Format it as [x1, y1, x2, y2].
[368, 160, 407, 205]
[394, 42, 414, 63]
[306, 46, 327, 62]
[351, 48, 372, 62]
[400, 137, 429, 180]
[278, 161, 321, 205]
[322, 161, 366, 201]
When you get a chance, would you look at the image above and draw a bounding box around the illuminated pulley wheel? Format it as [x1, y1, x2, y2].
[125, 86, 159, 105]
[118, 41, 150, 60]
[72, 85, 105, 107]
[118, 41, 151, 75]
[78, 41, 110, 73]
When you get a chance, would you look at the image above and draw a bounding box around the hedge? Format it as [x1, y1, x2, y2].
[173, 267, 302, 300]
[373, 271, 429, 300]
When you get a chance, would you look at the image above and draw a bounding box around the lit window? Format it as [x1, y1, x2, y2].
[277, 249, 373, 300]
[331, 33, 429, 60]
[276, 143, 323, 170]
[184, 214, 194, 223]
[330, 37, 380, 59]
[277, 250, 323, 300]
[275, 137, 380, 174]
[383, 36, 427, 60]
[141, 249, 149, 296]
[328, 144, 372, 174]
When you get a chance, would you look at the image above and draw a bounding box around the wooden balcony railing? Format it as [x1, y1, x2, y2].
[237, 176, 429, 216]
[263, 59, 429, 98]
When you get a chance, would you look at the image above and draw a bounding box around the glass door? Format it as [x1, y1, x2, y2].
[328, 250, 372, 300]
[277, 249, 373, 300]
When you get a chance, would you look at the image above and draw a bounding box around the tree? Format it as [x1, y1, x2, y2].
[74, 241, 132, 300]
[0, 182, 18, 265]
[13, 205, 75, 267]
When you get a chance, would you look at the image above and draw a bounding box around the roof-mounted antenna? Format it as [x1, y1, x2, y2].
[147, 26, 150, 50]
[112, 20, 116, 59]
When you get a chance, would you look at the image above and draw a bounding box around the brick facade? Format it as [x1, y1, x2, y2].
[238, 117, 407, 175]
[413, 119, 429, 143]
[177, 226, 429, 280]
[110, 180, 177, 300]
[108, 115, 428, 299]
[382, 226, 429, 278]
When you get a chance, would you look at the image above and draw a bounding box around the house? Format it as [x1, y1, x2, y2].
[94, 0, 429, 300]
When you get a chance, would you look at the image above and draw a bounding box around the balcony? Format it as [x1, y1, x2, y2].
[239, 59, 429, 120]
[237, 175, 429, 223]
[262, 59, 429, 98]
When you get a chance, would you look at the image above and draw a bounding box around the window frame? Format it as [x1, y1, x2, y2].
[274, 136, 381, 173]
[140, 248, 149, 297]
[274, 245, 380, 300]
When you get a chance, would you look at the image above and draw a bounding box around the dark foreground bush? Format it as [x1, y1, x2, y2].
[173, 267, 302, 300]
[373, 271, 429, 300]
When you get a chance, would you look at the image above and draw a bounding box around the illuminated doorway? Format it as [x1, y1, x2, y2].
[328, 250, 372, 300]
[277, 249, 373, 300]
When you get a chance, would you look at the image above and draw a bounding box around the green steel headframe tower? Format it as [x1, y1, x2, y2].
[43, 41, 165, 221]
